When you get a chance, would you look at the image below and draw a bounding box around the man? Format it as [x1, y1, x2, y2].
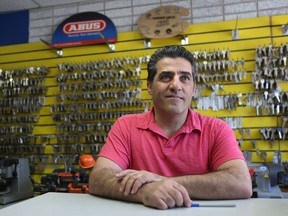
[89, 45, 252, 210]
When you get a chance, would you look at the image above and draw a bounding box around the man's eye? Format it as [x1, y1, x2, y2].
[181, 76, 191, 81]
[159, 75, 171, 81]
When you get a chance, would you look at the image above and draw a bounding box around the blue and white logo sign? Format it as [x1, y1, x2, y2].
[51, 12, 117, 48]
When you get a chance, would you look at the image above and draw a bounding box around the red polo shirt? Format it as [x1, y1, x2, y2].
[98, 108, 243, 176]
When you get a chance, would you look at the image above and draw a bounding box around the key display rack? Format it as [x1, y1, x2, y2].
[50, 58, 150, 171]
[0, 14, 288, 182]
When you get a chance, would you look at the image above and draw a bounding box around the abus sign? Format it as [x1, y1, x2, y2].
[63, 20, 106, 34]
[51, 12, 117, 48]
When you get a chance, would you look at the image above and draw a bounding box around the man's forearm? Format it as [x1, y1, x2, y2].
[171, 166, 252, 200]
[89, 167, 143, 203]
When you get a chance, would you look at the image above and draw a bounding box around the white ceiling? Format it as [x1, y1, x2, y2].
[0, 0, 105, 13]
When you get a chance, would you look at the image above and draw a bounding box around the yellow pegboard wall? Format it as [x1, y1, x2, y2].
[0, 14, 288, 183]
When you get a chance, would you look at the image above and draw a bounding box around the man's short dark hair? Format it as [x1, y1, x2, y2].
[147, 45, 196, 83]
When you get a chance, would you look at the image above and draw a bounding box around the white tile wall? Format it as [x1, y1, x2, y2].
[30, 8, 53, 19]
[53, 5, 78, 17]
[259, 8, 288, 17]
[258, 0, 288, 10]
[133, 0, 160, 6]
[105, 0, 132, 9]
[105, 8, 132, 18]
[132, 4, 160, 16]
[30, 18, 53, 28]
[194, 15, 224, 24]
[224, 2, 257, 14]
[193, 0, 223, 8]
[224, 0, 254, 4]
[28, 0, 288, 43]
[79, 2, 104, 12]
[193, 6, 223, 18]
[225, 11, 258, 21]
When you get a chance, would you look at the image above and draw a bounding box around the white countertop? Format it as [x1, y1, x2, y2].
[1, 192, 288, 216]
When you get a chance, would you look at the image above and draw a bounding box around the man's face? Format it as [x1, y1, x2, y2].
[147, 57, 196, 115]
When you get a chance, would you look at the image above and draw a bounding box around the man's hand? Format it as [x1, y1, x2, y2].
[116, 169, 164, 195]
[116, 170, 192, 209]
[141, 179, 192, 209]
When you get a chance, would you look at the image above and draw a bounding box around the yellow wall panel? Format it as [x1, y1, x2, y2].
[242, 117, 279, 128]
[271, 14, 288, 26]
[0, 50, 57, 63]
[187, 16, 270, 33]
[271, 36, 288, 46]
[32, 125, 57, 134]
[230, 50, 255, 61]
[117, 31, 143, 41]
[0, 42, 48, 55]
[45, 96, 58, 105]
[140, 90, 152, 100]
[35, 116, 54, 125]
[240, 27, 271, 39]
[230, 140, 288, 153]
[244, 62, 256, 71]
[188, 27, 271, 45]
[186, 38, 272, 52]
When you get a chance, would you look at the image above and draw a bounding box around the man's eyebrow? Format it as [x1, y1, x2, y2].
[159, 71, 192, 75]
[179, 71, 192, 76]
[159, 71, 173, 75]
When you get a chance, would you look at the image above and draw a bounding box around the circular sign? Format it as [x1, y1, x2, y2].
[138, 5, 190, 39]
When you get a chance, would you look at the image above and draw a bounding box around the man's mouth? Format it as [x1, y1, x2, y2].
[166, 95, 183, 100]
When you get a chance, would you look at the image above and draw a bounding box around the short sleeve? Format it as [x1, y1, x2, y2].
[209, 119, 244, 170]
[98, 117, 131, 169]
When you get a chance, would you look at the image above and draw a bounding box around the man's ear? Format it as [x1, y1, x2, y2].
[147, 81, 152, 95]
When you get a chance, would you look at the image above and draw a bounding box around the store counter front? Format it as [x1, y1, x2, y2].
[1, 192, 287, 216]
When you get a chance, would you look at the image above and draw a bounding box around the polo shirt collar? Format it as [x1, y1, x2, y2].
[136, 107, 201, 134]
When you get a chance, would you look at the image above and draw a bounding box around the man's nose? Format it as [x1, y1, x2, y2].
[169, 76, 181, 90]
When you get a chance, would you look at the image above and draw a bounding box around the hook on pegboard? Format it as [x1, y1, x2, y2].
[144, 38, 151, 49]
[232, 16, 239, 40]
[282, 23, 288, 35]
[181, 35, 189, 45]
[40, 38, 63, 57]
